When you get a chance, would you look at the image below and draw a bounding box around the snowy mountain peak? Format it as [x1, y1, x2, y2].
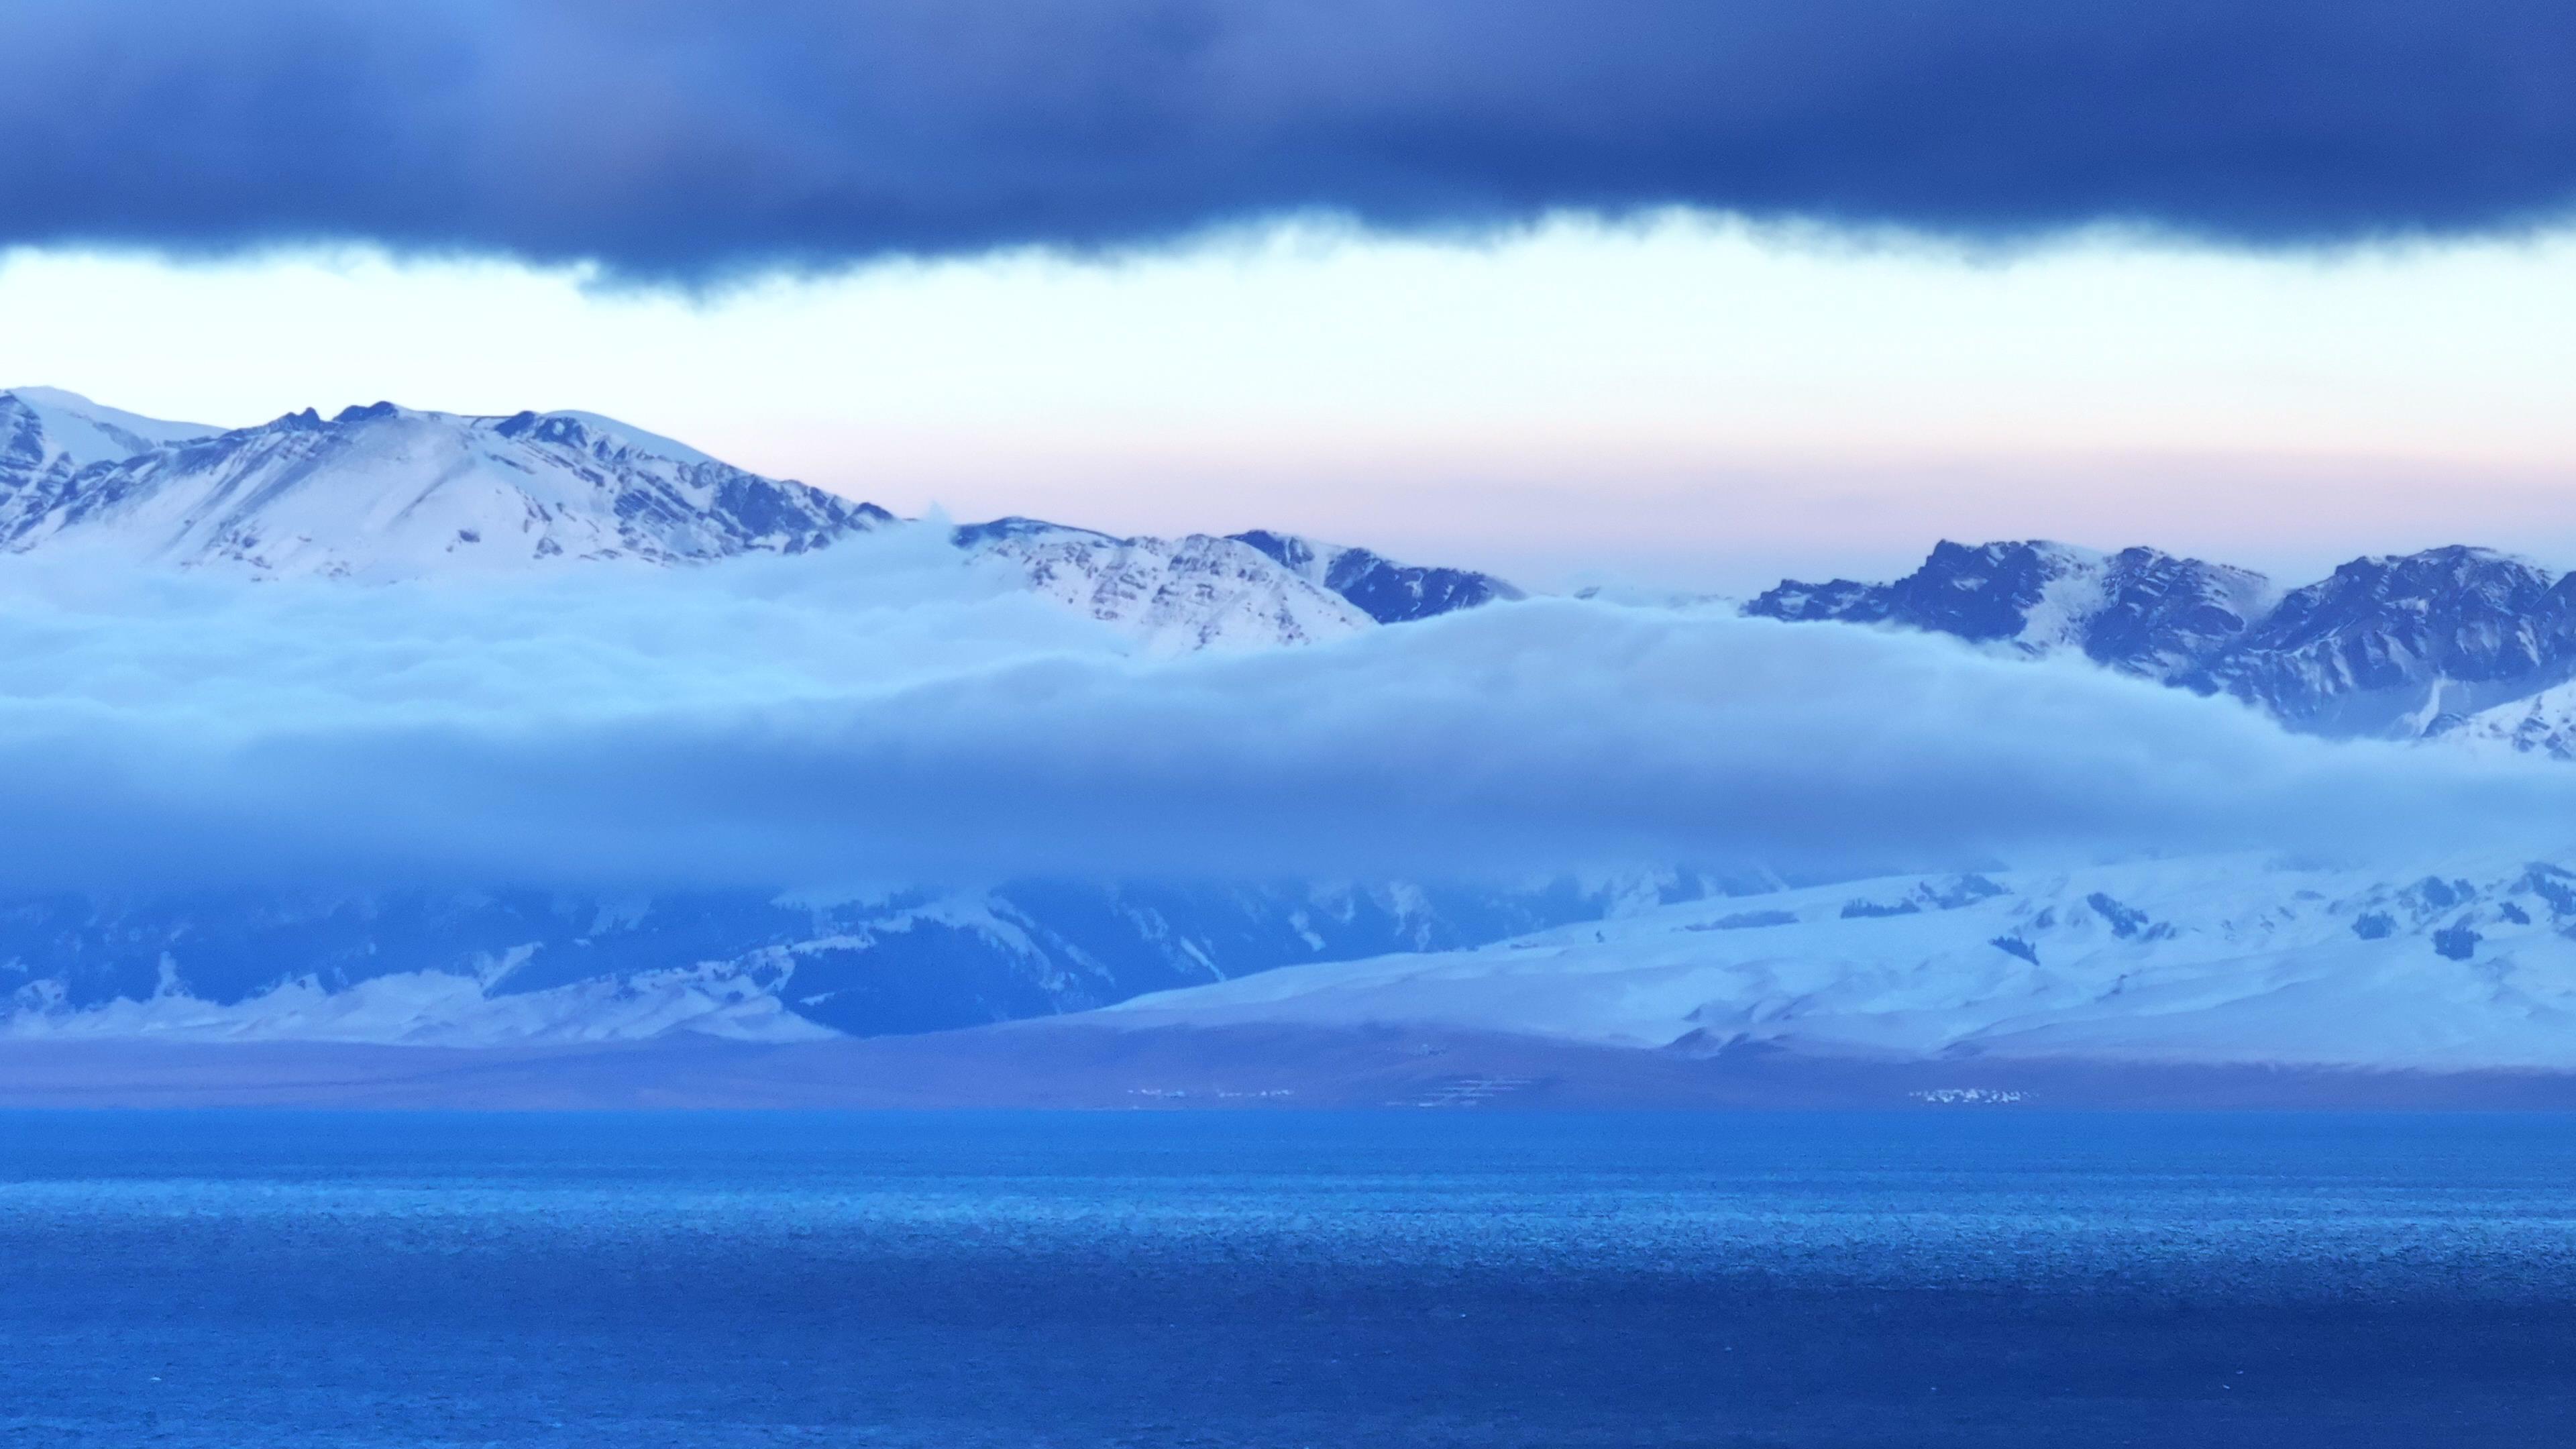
[0, 386, 221, 486]
[1750, 539, 2098, 639]
[2081, 545, 2276, 676]
[2258, 547, 2557, 639]
[0, 389, 1511, 648]
[2342, 543, 2542, 585]
[1228, 529, 1523, 624]
[1749, 539, 2268, 676]
[2182, 546, 2573, 737]
[0, 398, 889, 578]
[488, 409, 723, 467]
[1750, 537, 2576, 747]
[955, 518, 1377, 651]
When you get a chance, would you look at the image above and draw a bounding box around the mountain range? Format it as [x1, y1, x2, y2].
[1110, 851, 2576, 1073]
[0, 385, 1595, 1047]
[1750, 538, 2576, 751]
[0, 387, 1515, 651]
[7, 382, 2576, 1084]
[16, 383, 2576, 749]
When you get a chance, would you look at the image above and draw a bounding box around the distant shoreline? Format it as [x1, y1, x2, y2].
[7, 1024, 2576, 1111]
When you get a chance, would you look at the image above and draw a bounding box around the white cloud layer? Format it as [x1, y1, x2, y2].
[0, 533, 2564, 893]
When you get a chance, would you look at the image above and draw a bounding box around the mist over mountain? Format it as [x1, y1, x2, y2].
[5, 384, 2575, 1079]
[0, 387, 1513, 650]
[0, 386, 1587, 1044]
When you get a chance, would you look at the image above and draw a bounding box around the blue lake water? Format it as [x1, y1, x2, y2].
[3, 1110, 2573, 1447]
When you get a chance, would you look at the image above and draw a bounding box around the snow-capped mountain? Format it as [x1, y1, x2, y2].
[2436, 680, 2576, 761]
[1750, 540, 2274, 676]
[2183, 546, 2573, 737]
[952, 518, 1375, 651]
[1106, 852, 2576, 1071]
[0, 873, 1735, 1046]
[1752, 539, 2576, 746]
[30, 383, 2576, 1072]
[946, 519, 1527, 651]
[1230, 529, 1524, 623]
[0, 388, 1517, 649]
[0, 386, 220, 494]
[0, 394, 890, 576]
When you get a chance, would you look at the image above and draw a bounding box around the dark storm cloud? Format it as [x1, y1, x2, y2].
[3, 1, 2573, 278]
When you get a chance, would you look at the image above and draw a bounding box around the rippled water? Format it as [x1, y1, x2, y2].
[3, 1111, 2573, 1446]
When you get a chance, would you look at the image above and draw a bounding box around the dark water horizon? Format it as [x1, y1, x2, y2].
[3, 1110, 2573, 1446]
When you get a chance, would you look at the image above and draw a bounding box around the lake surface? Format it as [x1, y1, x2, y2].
[3, 1111, 2573, 1447]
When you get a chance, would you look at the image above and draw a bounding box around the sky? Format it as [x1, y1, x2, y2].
[7, 1, 2576, 592]
[11, 222, 2576, 592]
[1, 1, 2575, 902]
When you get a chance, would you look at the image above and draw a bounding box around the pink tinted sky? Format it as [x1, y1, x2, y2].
[7, 215, 2576, 593]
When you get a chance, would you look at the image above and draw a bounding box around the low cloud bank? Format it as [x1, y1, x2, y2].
[9, 2, 2576, 276]
[0, 535, 2562, 893]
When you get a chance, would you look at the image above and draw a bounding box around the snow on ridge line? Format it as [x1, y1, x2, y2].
[3, 389, 1516, 649]
[955, 518, 1375, 651]
[517, 408, 722, 466]
[1743, 537, 2576, 753]
[0, 967, 837, 1047]
[0, 395, 885, 581]
[1102, 851, 2576, 1071]
[0, 386, 224, 474]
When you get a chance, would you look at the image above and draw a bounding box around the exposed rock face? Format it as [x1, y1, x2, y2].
[951, 519, 1375, 651]
[1753, 538, 2576, 743]
[1230, 529, 1521, 624]
[1750, 540, 2271, 676]
[2179, 546, 2576, 737]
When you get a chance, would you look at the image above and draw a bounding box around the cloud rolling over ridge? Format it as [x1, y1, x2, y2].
[0, 537, 2561, 892]
[7, 1, 2576, 277]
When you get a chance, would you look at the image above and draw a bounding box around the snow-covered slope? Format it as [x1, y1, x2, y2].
[2435, 681, 2576, 761]
[954, 517, 1375, 651]
[0, 388, 1519, 649]
[1751, 539, 2576, 746]
[1229, 529, 1522, 624]
[1750, 540, 2273, 676]
[1, 961, 832, 1046]
[0, 875, 1717, 1046]
[2182, 546, 2571, 737]
[0, 386, 220, 493]
[1106, 853, 2576, 1070]
[0, 400, 890, 577]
